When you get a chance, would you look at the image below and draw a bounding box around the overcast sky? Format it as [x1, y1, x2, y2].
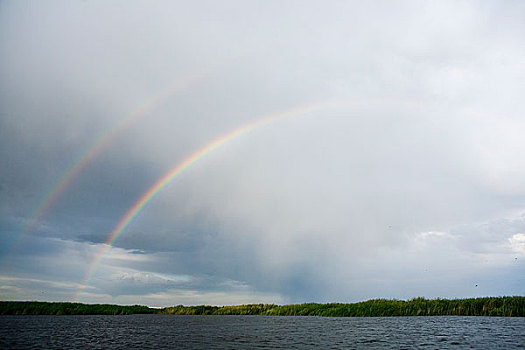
[1, 0, 524, 306]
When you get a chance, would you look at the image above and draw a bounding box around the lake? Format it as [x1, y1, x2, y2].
[1, 315, 524, 349]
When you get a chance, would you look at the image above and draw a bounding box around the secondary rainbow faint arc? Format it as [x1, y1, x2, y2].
[24, 66, 216, 234]
[74, 100, 343, 300]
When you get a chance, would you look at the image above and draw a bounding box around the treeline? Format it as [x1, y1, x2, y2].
[1, 297, 524, 316]
[0, 301, 155, 315]
[161, 297, 525, 317]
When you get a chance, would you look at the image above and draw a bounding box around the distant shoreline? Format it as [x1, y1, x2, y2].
[1, 297, 524, 317]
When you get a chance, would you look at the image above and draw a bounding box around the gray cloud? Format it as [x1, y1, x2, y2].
[1, 0, 524, 305]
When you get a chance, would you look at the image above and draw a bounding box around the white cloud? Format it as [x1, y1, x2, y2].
[509, 233, 525, 255]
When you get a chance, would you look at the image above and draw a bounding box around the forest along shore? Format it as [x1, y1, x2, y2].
[1, 296, 524, 317]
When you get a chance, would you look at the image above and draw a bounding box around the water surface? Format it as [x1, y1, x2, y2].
[1, 315, 524, 349]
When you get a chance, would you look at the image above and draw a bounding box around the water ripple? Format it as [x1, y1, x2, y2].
[1, 315, 524, 349]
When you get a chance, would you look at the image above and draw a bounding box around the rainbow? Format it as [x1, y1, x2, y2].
[108, 100, 353, 245]
[74, 99, 346, 300]
[74, 95, 421, 301]
[24, 65, 218, 235]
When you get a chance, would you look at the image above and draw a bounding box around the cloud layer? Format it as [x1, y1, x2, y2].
[1, 0, 524, 305]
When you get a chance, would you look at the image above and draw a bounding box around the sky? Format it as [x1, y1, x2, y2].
[0, 0, 524, 307]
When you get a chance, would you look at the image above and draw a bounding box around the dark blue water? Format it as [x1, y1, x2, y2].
[1, 315, 524, 349]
